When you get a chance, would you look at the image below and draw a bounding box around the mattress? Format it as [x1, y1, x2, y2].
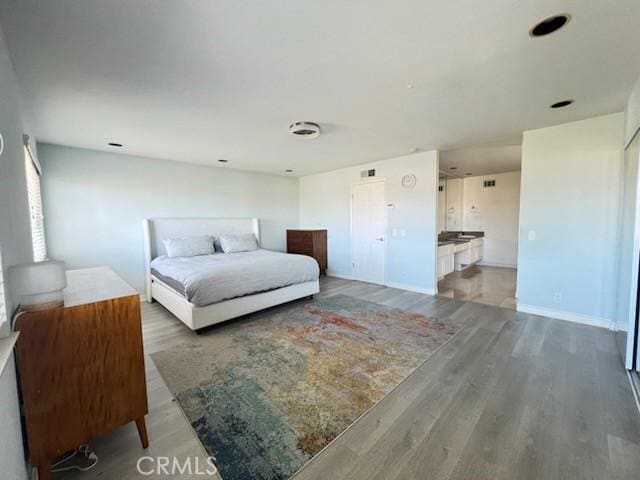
[150, 249, 319, 307]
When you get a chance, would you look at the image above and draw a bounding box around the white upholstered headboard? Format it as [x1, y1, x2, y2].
[142, 217, 260, 300]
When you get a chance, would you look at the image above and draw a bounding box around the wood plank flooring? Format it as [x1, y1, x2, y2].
[56, 276, 640, 479]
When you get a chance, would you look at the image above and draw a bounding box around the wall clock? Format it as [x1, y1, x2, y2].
[401, 174, 417, 189]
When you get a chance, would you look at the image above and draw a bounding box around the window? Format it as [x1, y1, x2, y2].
[24, 141, 46, 262]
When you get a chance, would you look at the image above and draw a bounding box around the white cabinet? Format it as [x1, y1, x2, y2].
[454, 238, 484, 271]
[437, 244, 455, 279]
[469, 238, 484, 264]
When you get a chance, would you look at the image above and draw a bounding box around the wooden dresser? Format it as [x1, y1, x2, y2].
[14, 267, 148, 480]
[287, 229, 327, 274]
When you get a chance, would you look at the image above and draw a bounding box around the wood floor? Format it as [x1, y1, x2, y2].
[56, 276, 640, 480]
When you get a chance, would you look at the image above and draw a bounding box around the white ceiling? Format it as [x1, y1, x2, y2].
[440, 144, 522, 177]
[1, 1, 639, 176]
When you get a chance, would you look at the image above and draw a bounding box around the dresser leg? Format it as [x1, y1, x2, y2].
[135, 417, 149, 449]
[38, 462, 52, 480]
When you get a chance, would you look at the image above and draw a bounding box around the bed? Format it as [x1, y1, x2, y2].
[142, 217, 320, 331]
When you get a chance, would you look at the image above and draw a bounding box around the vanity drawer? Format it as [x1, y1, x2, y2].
[470, 238, 483, 247]
[454, 242, 470, 253]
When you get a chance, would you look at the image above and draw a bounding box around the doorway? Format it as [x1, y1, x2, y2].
[351, 179, 386, 285]
[436, 145, 522, 309]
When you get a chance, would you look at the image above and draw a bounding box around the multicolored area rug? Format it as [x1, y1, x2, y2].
[151, 294, 463, 480]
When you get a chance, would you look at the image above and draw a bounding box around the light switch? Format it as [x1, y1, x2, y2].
[400, 229, 406, 237]
[392, 228, 398, 237]
[528, 230, 536, 241]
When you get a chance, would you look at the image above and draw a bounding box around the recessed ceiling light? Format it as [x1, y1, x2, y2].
[218, 159, 229, 163]
[108, 142, 122, 147]
[407, 84, 413, 89]
[529, 14, 571, 37]
[450, 167, 457, 170]
[285, 169, 293, 173]
[550, 99, 574, 109]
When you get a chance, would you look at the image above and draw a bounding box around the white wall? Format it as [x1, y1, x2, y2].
[517, 113, 624, 327]
[299, 151, 439, 294]
[39, 143, 300, 294]
[0, 25, 33, 480]
[462, 171, 521, 268]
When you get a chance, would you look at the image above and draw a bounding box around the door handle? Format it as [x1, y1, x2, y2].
[376, 237, 384, 242]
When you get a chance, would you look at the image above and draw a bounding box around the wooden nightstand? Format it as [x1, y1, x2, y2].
[287, 229, 327, 275]
[14, 267, 149, 480]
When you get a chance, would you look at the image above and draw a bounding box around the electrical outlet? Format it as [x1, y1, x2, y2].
[528, 230, 536, 241]
[553, 292, 562, 304]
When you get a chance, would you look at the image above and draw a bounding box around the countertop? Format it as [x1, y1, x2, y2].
[438, 233, 484, 247]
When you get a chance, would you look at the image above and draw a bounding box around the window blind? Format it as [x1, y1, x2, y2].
[24, 144, 47, 262]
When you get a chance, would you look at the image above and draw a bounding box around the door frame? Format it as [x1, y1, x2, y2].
[350, 177, 388, 285]
[620, 127, 640, 370]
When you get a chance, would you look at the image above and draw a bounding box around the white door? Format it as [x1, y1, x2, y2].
[351, 180, 386, 284]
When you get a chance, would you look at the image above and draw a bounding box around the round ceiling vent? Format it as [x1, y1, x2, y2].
[289, 121, 320, 139]
[529, 14, 571, 37]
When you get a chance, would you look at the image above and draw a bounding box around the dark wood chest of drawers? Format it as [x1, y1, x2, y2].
[14, 267, 148, 480]
[287, 229, 327, 275]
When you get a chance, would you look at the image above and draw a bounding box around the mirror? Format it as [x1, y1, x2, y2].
[438, 171, 463, 232]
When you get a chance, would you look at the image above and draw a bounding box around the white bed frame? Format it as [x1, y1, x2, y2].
[142, 217, 319, 331]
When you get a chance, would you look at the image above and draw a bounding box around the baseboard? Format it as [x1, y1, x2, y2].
[326, 272, 436, 296]
[384, 281, 436, 296]
[139, 294, 148, 303]
[516, 303, 613, 330]
[478, 261, 517, 269]
[325, 271, 354, 281]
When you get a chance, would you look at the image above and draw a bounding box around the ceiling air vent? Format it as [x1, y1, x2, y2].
[289, 121, 320, 139]
[360, 169, 376, 178]
[483, 179, 496, 188]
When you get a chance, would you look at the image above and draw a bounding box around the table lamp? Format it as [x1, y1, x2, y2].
[8, 260, 66, 311]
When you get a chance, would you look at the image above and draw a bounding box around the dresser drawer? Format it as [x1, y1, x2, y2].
[287, 234, 313, 247]
[288, 243, 314, 256]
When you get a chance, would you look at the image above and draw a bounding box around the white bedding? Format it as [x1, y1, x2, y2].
[150, 249, 319, 307]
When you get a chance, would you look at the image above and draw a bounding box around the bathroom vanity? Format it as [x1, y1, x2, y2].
[437, 232, 484, 279]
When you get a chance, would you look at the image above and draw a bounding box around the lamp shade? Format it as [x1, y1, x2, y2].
[8, 260, 66, 310]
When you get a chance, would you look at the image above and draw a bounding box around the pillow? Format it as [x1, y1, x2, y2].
[219, 233, 259, 253]
[163, 235, 214, 258]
